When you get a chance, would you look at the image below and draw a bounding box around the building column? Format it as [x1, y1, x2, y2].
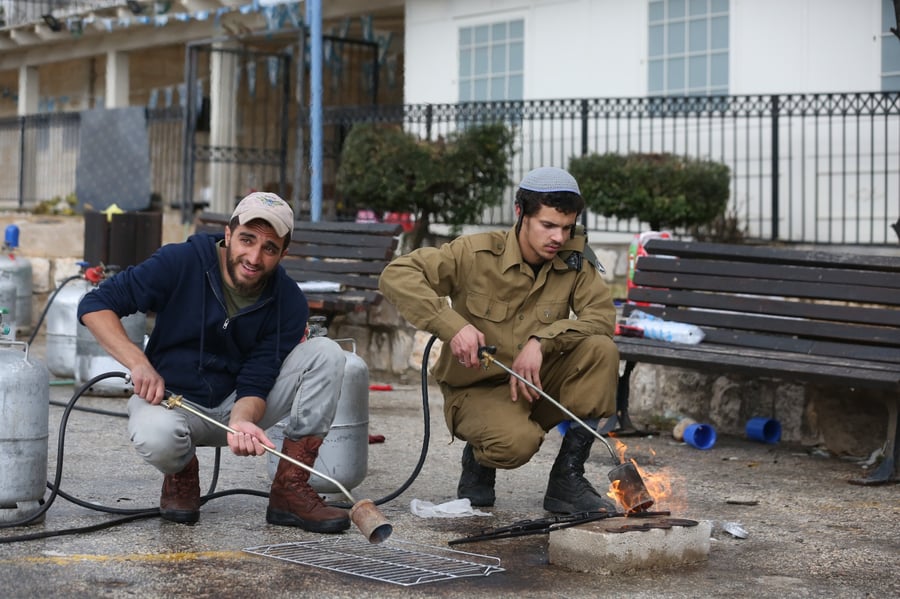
[18, 66, 39, 115]
[208, 46, 238, 212]
[106, 50, 130, 108]
[17, 66, 39, 204]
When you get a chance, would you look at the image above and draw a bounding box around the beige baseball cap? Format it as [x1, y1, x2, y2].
[231, 192, 294, 237]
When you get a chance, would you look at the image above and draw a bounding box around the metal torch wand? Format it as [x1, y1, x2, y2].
[477, 345, 655, 513]
[477, 345, 620, 463]
[478, 345, 654, 514]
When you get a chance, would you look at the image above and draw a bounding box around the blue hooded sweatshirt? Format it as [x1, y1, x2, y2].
[77, 232, 309, 408]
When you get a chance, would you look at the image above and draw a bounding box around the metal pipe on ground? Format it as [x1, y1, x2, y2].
[477, 346, 654, 514]
[162, 394, 392, 544]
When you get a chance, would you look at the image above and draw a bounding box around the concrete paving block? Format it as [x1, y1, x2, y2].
[549, 517, 712, 575]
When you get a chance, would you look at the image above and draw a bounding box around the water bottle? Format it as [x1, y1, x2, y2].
[625, 310, 704, 345]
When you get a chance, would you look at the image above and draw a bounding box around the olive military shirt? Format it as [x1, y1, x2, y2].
[378, 227, 616, 388]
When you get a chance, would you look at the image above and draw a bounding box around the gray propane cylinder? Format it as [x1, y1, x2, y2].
[0, 229, 32, 336]
[0, 274, 16, 340]
[74, 310, 147, 396]
[0, 341, 50, 524]
[46, 277, 93, 378]
[266, 337, 370, 495]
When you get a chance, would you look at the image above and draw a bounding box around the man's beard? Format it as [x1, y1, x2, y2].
[225, 247, 271, 294]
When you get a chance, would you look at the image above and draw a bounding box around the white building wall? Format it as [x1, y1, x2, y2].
[731, 0, 883, 94]
[405, 0, 887, 102]
[404, 0, 647, 104]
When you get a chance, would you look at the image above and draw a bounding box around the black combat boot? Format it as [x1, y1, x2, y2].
[543, 426, 618, 514]
[457, 443, 496, 507]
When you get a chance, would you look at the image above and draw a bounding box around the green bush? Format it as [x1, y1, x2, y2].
[568, 152, 730, 231]
[336, 122, 515, 250]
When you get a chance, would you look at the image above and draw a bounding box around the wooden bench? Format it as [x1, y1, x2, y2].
[194, 211, 403, 319]
[613, 238, 900, 485]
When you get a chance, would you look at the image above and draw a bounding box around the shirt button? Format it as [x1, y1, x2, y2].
[517, 343, 523, 349]
[518, 314, 524, 320]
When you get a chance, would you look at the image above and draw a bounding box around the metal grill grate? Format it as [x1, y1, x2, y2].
[244, 537, 505, 586]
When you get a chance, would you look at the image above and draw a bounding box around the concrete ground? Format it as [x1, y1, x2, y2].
[0, 332, 897, 598]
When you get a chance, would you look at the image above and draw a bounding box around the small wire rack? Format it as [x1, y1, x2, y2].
[243, 537, 505, 587]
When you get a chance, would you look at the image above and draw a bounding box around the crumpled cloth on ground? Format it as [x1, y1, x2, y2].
[410, 498, 493, 518]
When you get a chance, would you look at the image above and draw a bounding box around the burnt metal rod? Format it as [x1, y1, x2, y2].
[162, 394, 358, 505]
[477, 346, 621, 465]
[449, 512, 617, 545]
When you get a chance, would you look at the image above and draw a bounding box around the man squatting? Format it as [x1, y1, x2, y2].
[379, 166, 620, 513]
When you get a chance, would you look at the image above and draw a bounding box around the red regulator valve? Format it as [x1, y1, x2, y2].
[82, 263, 107, 285]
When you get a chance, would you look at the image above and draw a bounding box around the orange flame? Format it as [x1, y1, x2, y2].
[629, 459, 672, 504]
[611, 438, 628, 462]
[607, 478, 628, 510]
[606, 440, 685, 513]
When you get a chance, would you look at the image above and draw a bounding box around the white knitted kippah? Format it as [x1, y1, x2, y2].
[518, 166, 581, 194]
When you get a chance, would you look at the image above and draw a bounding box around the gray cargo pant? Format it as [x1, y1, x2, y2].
[127, 336, 345, 474]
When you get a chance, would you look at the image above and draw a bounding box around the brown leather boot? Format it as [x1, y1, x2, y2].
[159, 455, 200, 524]
[266, 437, 350, 533]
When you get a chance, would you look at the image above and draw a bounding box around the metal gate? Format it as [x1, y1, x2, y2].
[181, 40, 292, 221]
[180, 31, 380, 223]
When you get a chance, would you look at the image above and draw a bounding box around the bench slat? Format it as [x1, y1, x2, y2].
[195, 223, 224, 236]
[619, 336, 900, 375]
[304, 290, 381, 312]
[283, 259, 386, 275]
[292, 230, 399, 248]
[626, 304, 900, 350]
[616, 337, 900, 389]
[699, 327, 900, 365]
[285, 269, 381, 291]
[628, 287, 900, 328]
[633, 270, 900, 306]
[290, 244, 396, 261]
[636, 256, 900, 290]
[643, 238, 900, 272]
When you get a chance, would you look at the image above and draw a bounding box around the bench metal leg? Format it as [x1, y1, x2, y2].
[849, 396, 899, 486]
[599, 360, 637, 435]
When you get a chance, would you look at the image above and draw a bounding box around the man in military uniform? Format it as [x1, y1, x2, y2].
[378, 166, 619, 514]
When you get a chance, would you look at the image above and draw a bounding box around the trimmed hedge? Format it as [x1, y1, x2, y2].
[336, 122, 514, 250]
[569, 152, 730, 231]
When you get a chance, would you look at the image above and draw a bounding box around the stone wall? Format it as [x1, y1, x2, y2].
[627, 363, 890, 458]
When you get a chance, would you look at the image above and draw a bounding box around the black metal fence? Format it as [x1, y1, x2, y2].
[323, 93, 900, 245]
[0, 107, 182, 213]
[1, 92, 898, 245]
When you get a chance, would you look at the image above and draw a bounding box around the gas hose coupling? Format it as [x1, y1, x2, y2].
[477, 345, 498, 368]
[109, 373, 183, 410]
[161, 390, 185, 410]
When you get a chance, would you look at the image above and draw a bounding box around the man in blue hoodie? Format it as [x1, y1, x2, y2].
[78, 192, 349, 533]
